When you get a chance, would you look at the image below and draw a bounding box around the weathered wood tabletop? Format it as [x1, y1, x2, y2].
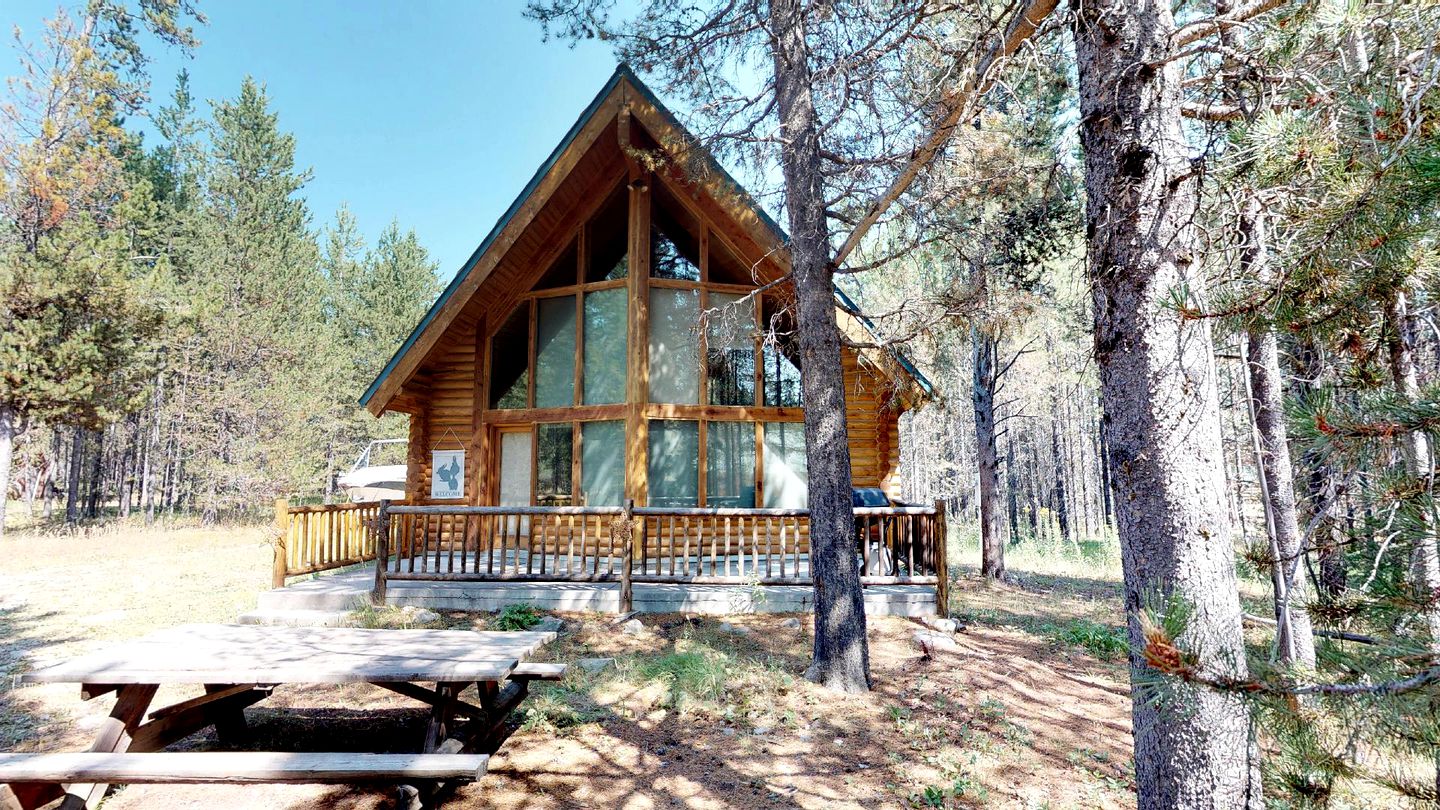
[4, 623, 560, 810]
[20, 624, 556, 685]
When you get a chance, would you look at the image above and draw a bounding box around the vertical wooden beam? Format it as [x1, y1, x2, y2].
[478, 315, 495, 504]
[406, 410, 428, 504]
[526, 298, 538, 409]
[372, 499, 391, 605]
[624, 157, 652, 518]
[754, 422, 766, 509]
[271, 498, 289, 589]
[620, 499, 635, 613]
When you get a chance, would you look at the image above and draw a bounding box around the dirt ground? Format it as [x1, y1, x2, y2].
[2, 524, 1136, 809]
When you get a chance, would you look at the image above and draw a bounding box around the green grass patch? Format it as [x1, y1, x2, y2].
[1052, 619, 1129, 660]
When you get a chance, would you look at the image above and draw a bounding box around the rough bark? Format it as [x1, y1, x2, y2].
[1098, 410, 1113, 527]
[973, 326, 1006, 578]
[770, 0, 870, 693]
[0, 405, 15, 538]
[1072, 0, 1261, 803]
[1237, 205, 1316, 670]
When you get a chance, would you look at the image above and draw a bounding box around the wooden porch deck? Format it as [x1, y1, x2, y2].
[263, 501, 949, 619]
[246, 559, 939, 620]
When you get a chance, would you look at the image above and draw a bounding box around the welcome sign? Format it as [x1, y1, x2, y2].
[430, 449, 465, 500]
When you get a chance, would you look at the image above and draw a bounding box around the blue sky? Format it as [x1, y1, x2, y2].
[1, 1, 639, 277]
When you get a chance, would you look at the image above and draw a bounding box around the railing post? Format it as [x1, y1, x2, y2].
[372, 499, 392, 605]
[620, 499, 634, 614]
[933, 499, 949, 618]
[272, 498, 290, 589]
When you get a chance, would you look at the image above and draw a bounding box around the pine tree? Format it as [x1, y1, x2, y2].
[0, 4, 196, 533]
[178, 77, 328, 519]
[321, 209, 440, 495]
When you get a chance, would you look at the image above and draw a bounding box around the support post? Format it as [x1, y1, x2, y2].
[619, 499, 634, 614]
[271, 498, 289, 589]
[933, 499, 950, 618]
[372, 499, 392, 605]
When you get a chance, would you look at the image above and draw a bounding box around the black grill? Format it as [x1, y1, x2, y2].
[851, 487, 891, 508]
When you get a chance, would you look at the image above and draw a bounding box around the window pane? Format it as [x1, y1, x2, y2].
[762, 344, 803, 407]
[648, 287, 700, 403]
[706, 421, 755, 508]
[581, 420, 624, 507]
[710, 236, 754, 286]
[651, 183, 700, 280]
[489, 305, 529, 409]
[648, 420, 698, 507]
[535, 295, 576, 408]
[763, 422, 807, 508]
[536, 423, 574, 506]
[586, 185, 628, 282]
[536, 239, 577, 289]
[583, 288, 627, 405]
[761, 297, 803, 407]
[706, 292, 756, 406]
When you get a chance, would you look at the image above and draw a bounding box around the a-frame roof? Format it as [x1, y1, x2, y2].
[360, 65, 932, 416]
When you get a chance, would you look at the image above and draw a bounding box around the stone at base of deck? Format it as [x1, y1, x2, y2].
[241, 564, 936, 623]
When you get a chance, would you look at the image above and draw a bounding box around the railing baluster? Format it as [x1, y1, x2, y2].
[567, 513, 576, 577]
[779, 517, 788, 578]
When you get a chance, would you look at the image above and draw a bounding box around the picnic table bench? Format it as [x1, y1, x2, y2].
[0, 624, 563, 810]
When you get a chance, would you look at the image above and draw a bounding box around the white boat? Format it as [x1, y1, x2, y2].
[337, 439, 407, 502]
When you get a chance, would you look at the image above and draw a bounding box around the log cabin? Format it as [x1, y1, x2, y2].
[359, 65, 932, 513]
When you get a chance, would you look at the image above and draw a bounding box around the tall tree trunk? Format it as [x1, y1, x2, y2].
[85, 429, 105, 519]
[1050, 392, 1072, 543]
[0, 405, 15, 538]
[1006, 436, 1021, 545]
[66, 427, 84, 525]
[770, 0, 869, 693]
[1025, 434, 1040, 541]
[1384, 290, 1440, 647]
[1294, 340, 1347, 600]
[1097, 409, 1113, 527]
[973, 326, 1006, 578]
[1238, 204, 1316, 670]
[1384, 288, 1440, 800]
[1072, 0, 1260, 803]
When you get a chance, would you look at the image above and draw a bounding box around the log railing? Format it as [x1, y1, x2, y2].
[369, 500, 948, 613]
[271, 499, 399, 587]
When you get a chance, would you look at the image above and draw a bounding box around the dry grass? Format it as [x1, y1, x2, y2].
[2, 523, 1144, 809]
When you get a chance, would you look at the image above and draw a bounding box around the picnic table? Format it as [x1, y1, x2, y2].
[0, 623, 564, 810]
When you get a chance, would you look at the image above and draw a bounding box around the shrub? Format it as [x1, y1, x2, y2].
[493, 604, 542, 631]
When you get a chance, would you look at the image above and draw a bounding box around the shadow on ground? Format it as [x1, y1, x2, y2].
[0, 600, 73, 749]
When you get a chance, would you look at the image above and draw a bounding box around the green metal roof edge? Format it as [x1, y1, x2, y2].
[361, 64, 933, 409]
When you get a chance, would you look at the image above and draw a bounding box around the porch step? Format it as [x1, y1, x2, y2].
[236, 608, 355, 627]
[253, 566, 937, 618]
[256, 581, 370, 611]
